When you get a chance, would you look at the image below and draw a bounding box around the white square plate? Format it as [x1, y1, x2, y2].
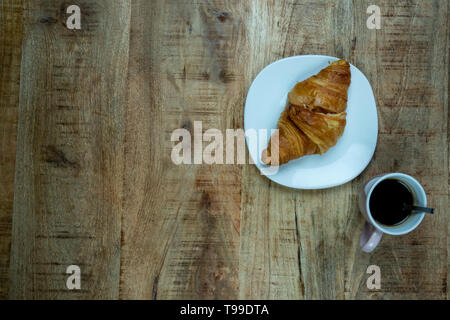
[244, 55, 378, 189]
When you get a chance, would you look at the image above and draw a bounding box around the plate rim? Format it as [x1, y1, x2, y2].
[244, 54, 378, 190]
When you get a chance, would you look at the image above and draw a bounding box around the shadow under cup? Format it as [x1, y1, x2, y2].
[366, 173, 427, 236]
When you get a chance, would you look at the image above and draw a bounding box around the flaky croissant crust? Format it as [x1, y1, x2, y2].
[262, 59, 351, 166]
[288, 59, 351, 114]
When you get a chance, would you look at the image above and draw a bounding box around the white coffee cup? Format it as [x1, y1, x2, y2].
[359, 173, 427, 253]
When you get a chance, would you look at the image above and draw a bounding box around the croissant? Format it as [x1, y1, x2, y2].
[288, 59, 351, 113]
[262, 59, 350, 166]
[261, 104, 318, 165]
[288, 104, 346, 154]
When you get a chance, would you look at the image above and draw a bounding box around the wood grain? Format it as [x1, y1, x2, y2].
[1, 0, 448, 299]
[119, 0, 244, 299]
[8, 0, 131, 299]
[0, 0, 23, 299]
[343, 0, 448, 299]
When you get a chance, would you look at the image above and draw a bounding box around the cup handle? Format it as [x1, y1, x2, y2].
[360, 222, 383, 253]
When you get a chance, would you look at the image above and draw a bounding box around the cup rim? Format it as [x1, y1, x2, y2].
[365, 172, 426, 235]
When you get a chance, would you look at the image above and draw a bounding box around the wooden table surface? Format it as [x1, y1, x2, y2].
[0, 0, 448, 300]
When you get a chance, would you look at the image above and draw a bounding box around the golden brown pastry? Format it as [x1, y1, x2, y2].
[261, 103, 318, 165]
[288, 59, 351, 113]
[262, 59, 351, 166]
[288, 104, 346, 154]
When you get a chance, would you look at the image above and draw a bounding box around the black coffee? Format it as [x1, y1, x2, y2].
[369, 179, 413, 226]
